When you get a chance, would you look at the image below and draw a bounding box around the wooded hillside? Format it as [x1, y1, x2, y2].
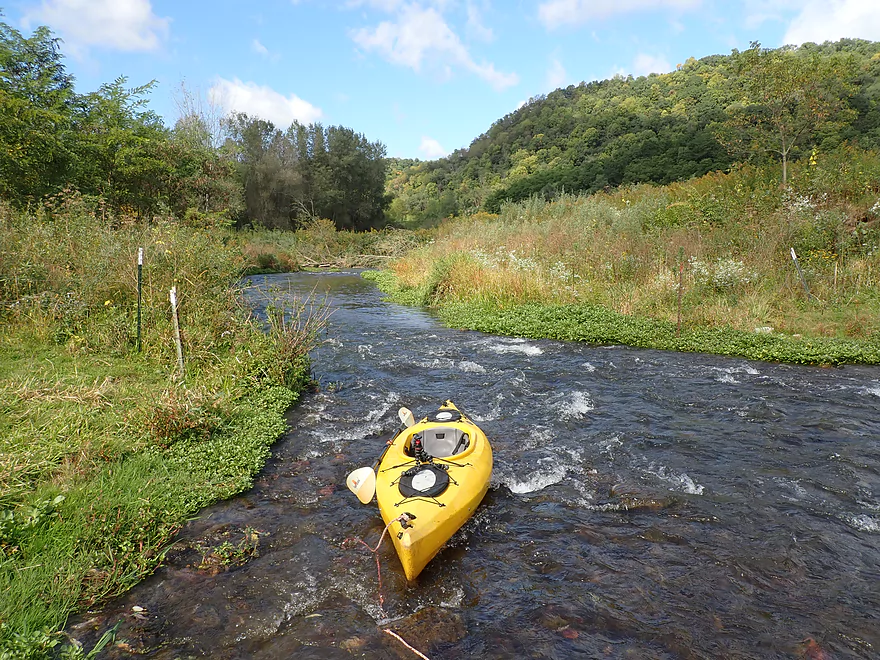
[387, 40, 880, 225]
[4, 19, 880, 233]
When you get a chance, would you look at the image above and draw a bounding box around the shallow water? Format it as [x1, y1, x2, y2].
[69, 271, 880, 659]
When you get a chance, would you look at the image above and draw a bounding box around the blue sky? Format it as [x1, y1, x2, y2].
[6, 1, 880, 159]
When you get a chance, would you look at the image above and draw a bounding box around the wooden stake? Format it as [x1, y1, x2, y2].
[170, 286, 185, 378]
[790, 247, 811, 298]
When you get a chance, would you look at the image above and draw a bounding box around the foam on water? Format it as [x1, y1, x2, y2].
[597, 435, 624, 459]
[486, 338, 544, 356]
[556, 391, 594, 420]
[457, 360, 486, 373]
[438, 584, 465, 608]
[845, 514, 880, 532]
[861, 383, 880, 397]
[506, 460, 567, 494]
[413, 357, 456, 369]
[709, 364, 760, 384]
[775, 477, 810, 502]
[468, 395, 503, 422]
[518, 426, 555, 451]
[581, 362, 597, 372]
[644, 463, 705, 495]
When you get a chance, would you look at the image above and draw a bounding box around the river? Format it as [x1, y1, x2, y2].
[69, 271, 880, 659]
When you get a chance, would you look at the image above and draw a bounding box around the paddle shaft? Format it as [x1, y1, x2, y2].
[372, 424, 404, 471]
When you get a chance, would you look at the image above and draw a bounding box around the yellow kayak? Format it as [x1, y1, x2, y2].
[375, 401, 493, 581]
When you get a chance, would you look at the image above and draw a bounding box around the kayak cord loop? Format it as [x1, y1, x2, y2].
[383, 628, 432, 659]
[343, 512, 416, 607]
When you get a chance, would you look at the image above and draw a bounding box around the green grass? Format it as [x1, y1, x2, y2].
[435, 299, 880, 365]
[0, 201, 321, 658]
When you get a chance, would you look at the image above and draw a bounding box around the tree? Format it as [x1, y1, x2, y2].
[71, 77, 173, 216]
[0, 20, 75, 203]
[717, 42, 857, 185]
[223, 114, 388, 230]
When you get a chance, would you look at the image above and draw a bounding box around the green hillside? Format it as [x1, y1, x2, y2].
[387, 40, 880, 225]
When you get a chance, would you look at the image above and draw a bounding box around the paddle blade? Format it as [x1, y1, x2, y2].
[347, 467, 376, 504]
[399, 407, 415, 428]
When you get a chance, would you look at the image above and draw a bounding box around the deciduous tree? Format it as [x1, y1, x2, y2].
[717, 42, 857, 185]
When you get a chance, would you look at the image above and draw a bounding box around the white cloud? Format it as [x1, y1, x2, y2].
[466, 1, 494, 41]
[23, 0, 169, 54]
[742, 0, 814, 30]
[631, 53, 672, 75]
[252, 38, 280, 61]
[546, 57, 567, 90]
[346, 0, 405, 10]
[783, 0, 880, 45]
[538, 0, 701, 30]
[350, 3, 518, 90]
[208, 78, 323, 128]
[419, 136, 448, 158]
[608, 53, 671, 79]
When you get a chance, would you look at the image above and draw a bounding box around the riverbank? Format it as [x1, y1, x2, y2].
[235, 217, 435, 274]
[363, 148, 880, 365]
[0, 200, 322, 657]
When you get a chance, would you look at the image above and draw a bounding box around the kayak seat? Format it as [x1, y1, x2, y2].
[421, 426, 469, 457]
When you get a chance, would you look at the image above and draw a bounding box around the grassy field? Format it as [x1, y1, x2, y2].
[366, 146, 880, 365]
[0, 197, 323, 658]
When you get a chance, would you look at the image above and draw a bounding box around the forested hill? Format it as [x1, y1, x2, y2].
[387, 39, 880, 225]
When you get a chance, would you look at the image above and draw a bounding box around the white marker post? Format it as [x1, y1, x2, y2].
[170, 286, 185, 378]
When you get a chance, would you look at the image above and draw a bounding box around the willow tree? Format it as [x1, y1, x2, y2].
[717, 42, 857, 185]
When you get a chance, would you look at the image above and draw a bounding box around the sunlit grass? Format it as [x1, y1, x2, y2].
[371, 148, 880, 361]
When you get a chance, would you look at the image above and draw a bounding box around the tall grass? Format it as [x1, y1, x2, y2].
[377, 146, 880, 354]
[0, 196, 323, 657]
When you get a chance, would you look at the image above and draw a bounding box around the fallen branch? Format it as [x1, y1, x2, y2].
[383, 629, 431, 660]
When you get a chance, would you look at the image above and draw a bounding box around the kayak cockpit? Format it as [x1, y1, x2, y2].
[413, 426, 470, 458]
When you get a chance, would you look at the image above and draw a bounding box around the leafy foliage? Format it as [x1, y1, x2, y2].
[0, 202, 322, 658]
[224, 114, 389, 230]
[716, 42, 858, 184]
[0, 18, 387, 231]
[387, 40, 880, 225]
[0, 22, 75, 203]
[367, 146, 880, 365]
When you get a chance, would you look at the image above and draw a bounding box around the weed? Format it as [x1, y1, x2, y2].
[0, 202, 319, 658]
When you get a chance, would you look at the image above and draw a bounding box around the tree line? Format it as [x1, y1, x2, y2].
[4, 18, 880, 232]
[0, 19, 389, 230]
